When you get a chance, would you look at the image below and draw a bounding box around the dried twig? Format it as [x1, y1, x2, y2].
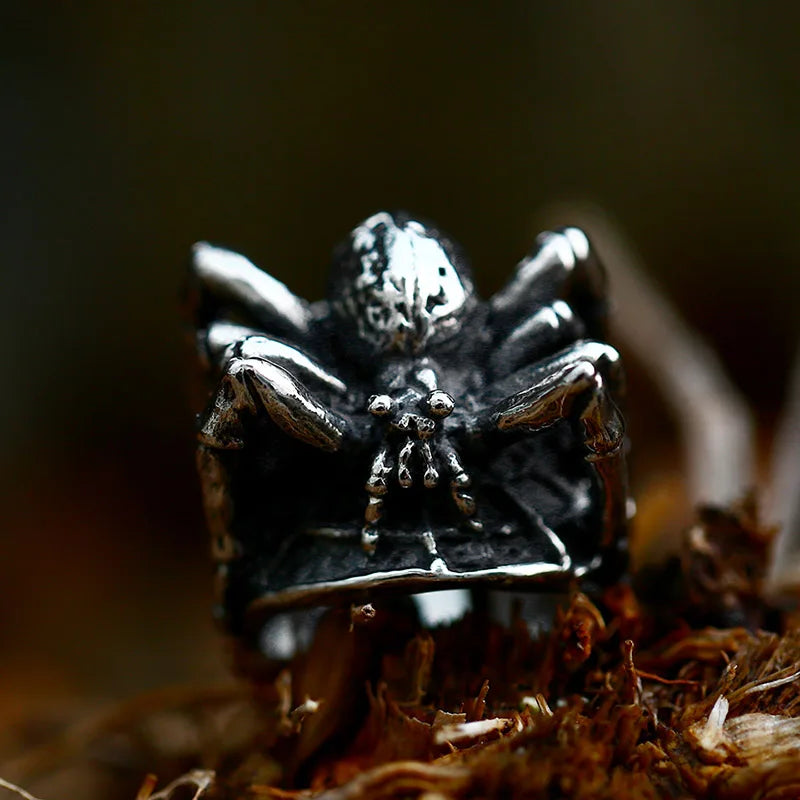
[767, 342, 800, 593]
[149, 770, 214, 800]
[0, 777, 46, 800]
[540, 204, 756, 508]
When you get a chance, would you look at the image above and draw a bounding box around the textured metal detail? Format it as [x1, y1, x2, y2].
[188, 212, 630, 642]
[329, 212, 475, 355]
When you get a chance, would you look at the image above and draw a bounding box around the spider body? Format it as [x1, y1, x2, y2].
[191, 212, 629, 640]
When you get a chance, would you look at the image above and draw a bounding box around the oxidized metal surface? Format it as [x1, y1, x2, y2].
[189, 211, 630, 639]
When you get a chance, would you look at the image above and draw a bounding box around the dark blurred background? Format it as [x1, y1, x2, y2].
[2, 1, 799, 722]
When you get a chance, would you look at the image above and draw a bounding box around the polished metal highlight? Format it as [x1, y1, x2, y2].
[189, 211, 630, 645]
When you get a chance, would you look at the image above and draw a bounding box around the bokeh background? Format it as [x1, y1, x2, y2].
[2, 0, 799, 741]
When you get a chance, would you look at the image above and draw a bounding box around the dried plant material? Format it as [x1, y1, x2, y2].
[557, 592, 607, 670]
[379, 634, 435, 707]
[687, 695, 800, 765]
[351, 683, 432, 765]
[519, 694, 552, 717]
[636, 627, 752, 672]
[276, 670, 293, 727]
[462, 680, 489, 723]
[432, 717, 514, 747]
[636, 497, 776, 630]
[686, 695, 732, 761]
[135, 774, 158, 800]
[4, 505, 796, 799]
[430, 711, 466, 729]
[0, 777, 47, 800]
[349, 605, 376, 631]
[0, 684, 253, 792]
[281, 699, 322, 737]
[148, 770, 214, 800]
[312, 763, 468, 800]
[275, 669, 322, 736]
[680, 500, 775, 623]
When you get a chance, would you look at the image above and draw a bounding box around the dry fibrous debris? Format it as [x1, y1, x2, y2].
[3, 501, 799, 800]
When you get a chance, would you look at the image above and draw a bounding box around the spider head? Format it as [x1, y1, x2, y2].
[329, 212, 476, 357]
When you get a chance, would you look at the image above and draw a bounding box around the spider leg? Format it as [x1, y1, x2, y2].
[474, 341, 628, 544]
[202, 321, 261, 364]
[190, 242, 312, 337]
[199, 357, 350, 452]
[488, 300, 584, 377]
[529, 207, 758, 520]
[362, 445, 395, 550]
[203, 323, 348, 395]
[438, 439, 482, 531]
[489, 227, 607, 339]
[418, 441, 439, 488]
[397, 435, 415, 488]
[198, 357, 353, 614]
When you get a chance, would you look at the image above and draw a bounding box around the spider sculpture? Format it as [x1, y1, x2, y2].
[190, 211, 630, 641]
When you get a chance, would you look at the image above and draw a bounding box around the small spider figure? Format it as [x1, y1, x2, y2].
[190, 211, 630, 638]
